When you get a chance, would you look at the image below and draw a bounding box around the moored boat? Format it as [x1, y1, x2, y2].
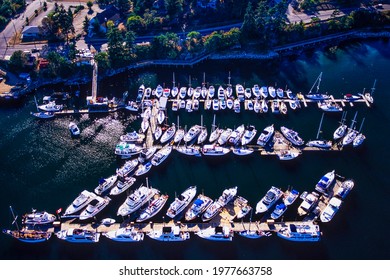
[277, 149, 301, 160]
[238, 229, 272, 239]
[79, 196, 111, 220]
[116, 159, 139, 179]
[151, 145, 172, 166]
[68, 122, 80, 137]
[64, 190, 97, 216]
[166, 186, 197, 219]
[201, 144, 230, 156]
[22, 210, 56, 225]
[196, 226, 233, 241]
[147, 226, 190, 242]
[257, 124, 274, 146]
[270, 203, 287, 219]
[277, 223, 321, 242]
[175, 146, 201, 157]
[56, 228, 100, 243]
[103, 227, 144, 242]
[255, 186, 283, 214]
[202, 186, 237, 221]
[335, 179, 354, 200]
[297, 191, 319, 216]
[115, 142, 143, 159]
[185, 194, 213, 221]
[183, 125, 202, 143]
[319, 197, 342, 223]
[30, 111, 55, 119]
[117, 185, 160, 216]
[136, 194, 169, 222]
[280, 126, 304, 146]
[134, 162, 153, 176]
[283, 189, 300, 206]
[314, 170, 336, 194]
[3, 229, 52, 243]
[110, 177, 137, 196]
[160, 124, 176, 144]
[94, 175, 118, 195]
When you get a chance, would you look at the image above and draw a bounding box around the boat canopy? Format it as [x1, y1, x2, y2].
[194, 199, 203, 206]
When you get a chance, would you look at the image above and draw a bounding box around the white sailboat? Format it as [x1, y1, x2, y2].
[333, 111, 348, 140]
[353, 117, 366, 147]
[306, 113, 332, 149]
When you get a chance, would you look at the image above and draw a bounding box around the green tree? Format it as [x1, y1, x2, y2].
[83, 16, 90, 33]
[152, 32, 180, 59]
[164, 0, 183, 18]
[94, 51, 110, 71]
[126, 15, 145, 34]
[8, 50, 27, 72]
[107, 25, 129, 67]
[241, 2, 257, 40]
[116, 0, 131, 15]
[86, 1, 93, 11]
[204, 31, 223, 52]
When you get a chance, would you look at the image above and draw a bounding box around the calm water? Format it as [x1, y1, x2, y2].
[1, 39, 390, 260]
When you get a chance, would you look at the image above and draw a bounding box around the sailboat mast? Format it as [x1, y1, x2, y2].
[316, 113, 325, 139]
[351, 111, 358, 129]
[228, 71, 231, 86]
[34, 95, 39, 111]
[172, 72, 175, 88]
[358, 118, 365, 133]
[9, 206, 19, 231]
[309, 72, 323, 94]
[371, 79, 377, 96]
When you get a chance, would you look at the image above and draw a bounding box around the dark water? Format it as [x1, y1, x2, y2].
[1, 39, 390, 260]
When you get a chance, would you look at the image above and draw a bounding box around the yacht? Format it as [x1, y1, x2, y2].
[64, 190, 97, 216]
[134, 162, 153, 176]
[22, 210, 56, 225]
[204, 99, 212, 110]
[246, 99, 254, 110]
[166, 186, 197, 219]
[163, 88, 170, 98]
[201, 144, 230, 156]
[120, 131, 143, 143]
[94, 175, 118, 195]
[276, 88, 284, 98]
[226, 86, 233, 98]
[297, 191, 319, 216]
[141, 118, 149, 133]
[255, 186, 283, 214]
[244, 88, 252, 99]
[306, 139, 332, 149]
[306, 92, 331, 100]
[201, 86, 208, 99]
[136, 194, 169, 222]
[271, 100, 280, 113]
[226, 98, 234, 109]
[110, 177, 137, 196]
[183, 125, 202, 143]
[3, 229, 52, 243]
[227, 124, 245, 146]
[175, 146, 201, 157]
[147, 226, 190, 242]
[115, 142, 143, 159]
[270, 203, 287, 219]
[217, 128, 233, 145]
[144, 87, 152, 98]
[151, 145, 172, 166]
[68, 122, 80, 137]
[56, 228, 100, 243]
[172, 100, 178, 111]
[185, 100, 193, 112]
[155, 85, 163, 98]
[184, 194, 213, 222]
[116, 159, 139, 179]
[333, 124, 347, 141]
[79, 196, 111, 220]
[336, 179, 354, 200]
[261, 86, 270, 98]
[234, 196, 252, 219]
[103, 227, 144, 242]
[279, 101, 288, 114]
[217, 86, 225, 99]
[219, 98, 227, 110]
[126, 101, 139, 112]
[320, 197, 342, 223]
[138, 147, 157, 164]
[30, 111, 55, 119]
[283, 189, 300, 206]
[257, 124, 274, 146]
[202, 186, 238, 222]
[280, 126, 305, 146]
[194, 87, 201, 99]
[117, 185, 159, 216]
[241, 125, 257, 145]
[254, 99, 261, 113]
[157, 110, 165, 125]
[314, 170, 336, 194]
[160, 124, 176, 144]
[196, 226, 233, 241]
[342, 128, 359, 146]
[192, 99, 200, 111]
[277, 223, 321, 242]
[318, 100, 343, 112]
[187, 87, 194, 98]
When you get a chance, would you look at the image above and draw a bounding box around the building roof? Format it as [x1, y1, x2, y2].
[22, 26, 40, 34]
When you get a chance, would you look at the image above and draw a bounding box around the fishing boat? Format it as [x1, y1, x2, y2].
[280, 126, 305, 146]
[136, 194, 169, 222]
[56, 228, 100, 243]
[241, 125, 257, 145]
[196, 226, 233, 241]
[3, 229, 52, 243]
[202, 186, 238, 222]
[255, 186, 283, 214]
[151, 145, 172, 166]
[115, 142, 143, 159]
[117, 184, 160, 216]
[68, 122, 80, 137]
[94, 175, 118, 195]
[22, 210, 56, 225]
[283, 189, 300, 206]
[277, 223, 321, 242]
[134, 162, 153, 176]
[277, 149, 301, 160]
[314, 170, 336, 194]
[110, 177, 137, 196]
[201, 144, 230, 156]
[79, 196, 111, 220]
[120, 131, 143, 143]
[64, 190, 97, 216]
[116, 159, 139, 179]
[185, 194, 213, 221]
[335, 179, 354, 200]
[297, 191, 319, 216]
[183, 125, 202, 143]
[148, 226, 190, 242]
[103, 227, 144, 242]
[319, 197, 342, 223]
[166, 186, 197, 219]
[257, 124, 274, 146]
[175, 146, 201, 157]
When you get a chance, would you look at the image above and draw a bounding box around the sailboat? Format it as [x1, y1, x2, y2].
[342, 111, 359, 146]
[209, 114, 222, 143]
[306, 113, 332, 149]
[353, 117, 366, 147]
[333, 111, 347, 140]
[238, 209, 272, 239]
[197, 115, 208, 144]
[305, 72, 330, 100]
[30, 96, 55, 119]
[360, 79, 375, 104]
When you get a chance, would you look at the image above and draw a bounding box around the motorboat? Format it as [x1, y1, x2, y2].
[208, 85, 215, 98]
[285, 89, 295, 99]
[183, 125, 202, 143]
[170, 87, 178, 97]
[257, 124, 274, 146]
[342, 128, 359, 146]
[201, 86, 208, 99]
[148, 226, 190, 242]
[297, 191, 319, 216]
[255, 186, 283, 214]
[138, 146, 157, 164]
[117, 185, 160, 216]
[56, 228, 100, 243]
[202, 186, 238, 222]
[276, 88, 284, 98]
[318, 100, 343, 112]
[157, 110, 165, 125]
[289, 98, 301, 110]
[110, 177, 137, 196]
[22, 210, 56, 225]
[280, 126, 305, 146]
[271, 100, 279, 113]
[217, 128, 232, 145]
[175, 146, 201, 157]
[333, 124, 347, 140]
[238, 230, 272, 239]
[306, 139, 332, 149]
[226, 98, 234, 109]
[179, 87, 187, 99]
[38, 101, 63, 112]
[68, 122, 80, 137]
[155, 85, 163, 98]
[197, 127, 208, 144]
[194, 87, 201, 99]
[2, 229, 52, 243]
[277, 223, 321, 242]
[185, 194, 213, 221]
[201, 144, 230, 156]
[244, 88, 252, 99]
[320, 197, 342, 223]
[253, 99, 261, 113]
[136, 194, 169, 222]
[261, 99, 268, 113]
[140, 118, 149, 133]
[209, 128, 224, 143]
[227, 124, 245, 146]
[270, 203, 287, 219]
[336, 179, 354, 200]
[120, 131, 144, 143]
[204, 99, 212, 110]
[79, 196, 111, 220]
[166, 186, 197, 219]
[172, 100, 178, 111]
[154, 126, 162, 141]
[115, 142, 143, 159]
[344, 93, 362, 101]
[160, 124, 176, 144]
[219, 98, 227, 110]
[173, 128, 185, 143]
[353, 133, 366, 147]
[134, 162, 153, 176]
[252, 84, 260, 97]
[235, 84, 245, 101]
[179, 100, 186, 109]
[232, 147, 254, 156]
[241, 125, 257, 145]
[64, 190, 97, 216]
[100, 218, 115, 225]
[192, 99, 200, 111]
[138, 84, 145, 96]
[196, 226, 233, 241]
[263, 86, 271, 98]
[125, 101, 139, 112]
[103, 227, 144, 242]
[314, 170, 336, 194]
[233, 99, 241, 113]
[226, 86, 233, 98]
[279, 101, 288, 115]
[185, 100, 193, 112]
[212, 99, 219, 111]
[217, 86, 225, 99]
[30, 111, 55, 119]
[151, 145, 172, 166]
[234, 196, 252, 219]
[94, 175, 118, 195]
[144, 87, 152, 98]
[283, 189, 300, 206]
[163, 87, 171, 98]
[116, 159, 139, 178]
[306, 93, 331, 100]
[277, 149, 301, 160]
[187, 87, 194, 97]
